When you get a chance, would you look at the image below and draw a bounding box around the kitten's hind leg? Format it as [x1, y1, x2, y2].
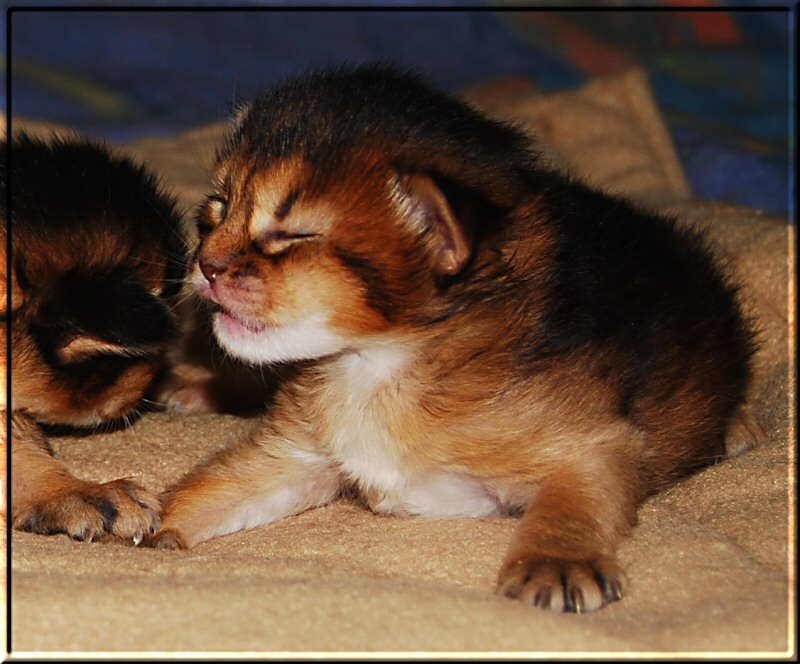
[147, 430, 341, 549]
[9, 411, 160, 543]
[496, 452, 642, 613]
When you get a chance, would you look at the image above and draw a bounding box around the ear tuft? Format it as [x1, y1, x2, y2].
[398, 174, 475, 276]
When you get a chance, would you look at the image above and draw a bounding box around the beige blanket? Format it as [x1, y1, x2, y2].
[5, 68, 794, 656]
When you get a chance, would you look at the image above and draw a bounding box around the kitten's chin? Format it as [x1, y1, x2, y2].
[212, 310, 346, 365]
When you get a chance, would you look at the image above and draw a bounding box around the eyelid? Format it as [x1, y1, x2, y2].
[261, 230, 320, 246]
[255, 230, 320, 255]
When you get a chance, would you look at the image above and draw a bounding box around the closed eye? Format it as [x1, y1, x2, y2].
[255, 231, 320, 257]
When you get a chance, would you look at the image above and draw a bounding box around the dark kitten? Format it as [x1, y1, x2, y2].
[1, 133, 187, 543]
[148, 65, 762, 611]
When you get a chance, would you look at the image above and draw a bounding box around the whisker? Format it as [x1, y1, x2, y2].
[122, 412, 146, 474]
[140, 397, 168, 411]
[131, 256, 170, 269]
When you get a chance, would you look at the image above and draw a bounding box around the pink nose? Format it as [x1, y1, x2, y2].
[199, 259, 226, 284]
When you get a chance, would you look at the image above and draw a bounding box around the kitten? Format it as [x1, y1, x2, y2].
[147, 65, 762, 612]
[1, 133, 187, 542]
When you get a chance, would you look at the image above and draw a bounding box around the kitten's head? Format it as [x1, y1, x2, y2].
[192, 65, 536, 366]
[1, 134, 187, 426]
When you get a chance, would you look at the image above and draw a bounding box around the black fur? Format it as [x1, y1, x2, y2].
[3, 134, 186, 303]
[228, 64, 538, 207]
[32, 267, 176, 364]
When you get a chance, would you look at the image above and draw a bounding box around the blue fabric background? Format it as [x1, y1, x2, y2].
[3, 1, 794, 217]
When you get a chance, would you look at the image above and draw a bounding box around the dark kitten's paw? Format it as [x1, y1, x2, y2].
[496, 555, 625, 613]
[143, 528, 188, 550]
[13, 478, 160, 544]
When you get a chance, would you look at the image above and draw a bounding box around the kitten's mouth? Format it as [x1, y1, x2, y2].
[215, 308, 271, 336]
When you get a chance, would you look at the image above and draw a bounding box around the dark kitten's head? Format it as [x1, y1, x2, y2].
[1, 133, 187, 426]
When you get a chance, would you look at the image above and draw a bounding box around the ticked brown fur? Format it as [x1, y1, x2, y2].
[149, 66, 762, 612]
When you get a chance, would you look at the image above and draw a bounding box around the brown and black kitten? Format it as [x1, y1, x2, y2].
[148, 65, 762, 612]
[1, 133, 187, 543]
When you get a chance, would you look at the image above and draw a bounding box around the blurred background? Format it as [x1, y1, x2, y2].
[3, 0, 794, 217]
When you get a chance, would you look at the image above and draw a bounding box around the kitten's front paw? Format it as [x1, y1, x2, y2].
[13, 478, 160, 544]
[143, 528, 188, 550]
[496, 556, 625, 613]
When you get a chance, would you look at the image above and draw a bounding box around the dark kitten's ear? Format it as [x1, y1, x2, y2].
[397, 174, 476, 276]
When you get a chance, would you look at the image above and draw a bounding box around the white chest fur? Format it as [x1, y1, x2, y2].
[317, 344, 504, 518]
[321, 344, 411, 491]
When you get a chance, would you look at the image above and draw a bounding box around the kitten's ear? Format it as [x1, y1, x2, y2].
[399, 174, 476, 276]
